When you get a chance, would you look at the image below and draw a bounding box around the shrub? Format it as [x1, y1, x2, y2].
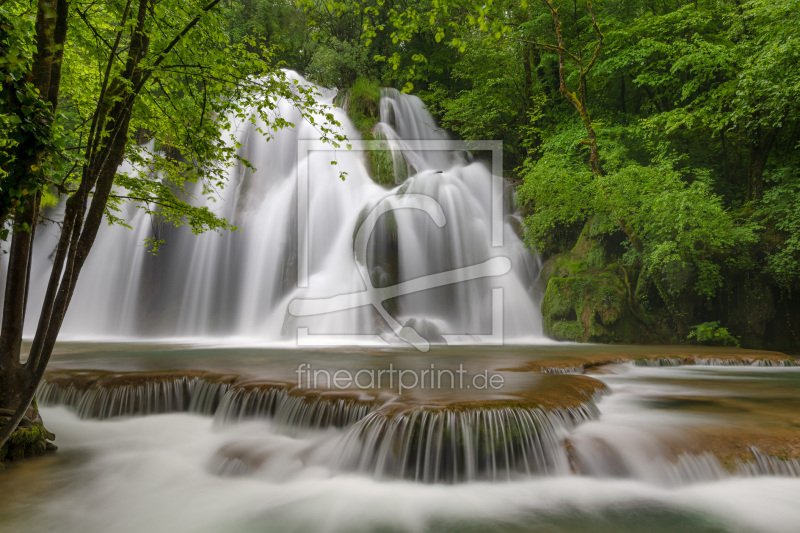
[688, 321, 740, 347]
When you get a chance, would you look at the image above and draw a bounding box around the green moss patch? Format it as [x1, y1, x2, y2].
[0, 413, 56, 464]
[540, 220, 668, 343]
[338, 77, 401, 188]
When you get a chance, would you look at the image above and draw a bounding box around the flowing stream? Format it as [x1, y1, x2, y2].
[1, 345, 799, 532]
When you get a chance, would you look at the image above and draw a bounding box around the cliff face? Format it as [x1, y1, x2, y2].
[538, 218, 800, 352]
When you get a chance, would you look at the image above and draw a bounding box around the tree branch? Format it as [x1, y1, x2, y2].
[583, 0, 603, 74]
[133, 0, 223, 95]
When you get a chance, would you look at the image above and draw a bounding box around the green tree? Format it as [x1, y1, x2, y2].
[0, 0, 343, 454]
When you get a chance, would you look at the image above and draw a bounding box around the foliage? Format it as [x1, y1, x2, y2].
[0, 0, 352, 452]
[423, 37, 537, 169]
[518, 123, 594, 254]
[307, 37, 370, 88]
[295, 0, 800, 346]
[3, 0, 799, 352]
[0, 3, 63, 237]
[759, 169, 800, 289]
[519, 121, 760, 330]
[222, 0, 313, 69]
[688, 321, 740, 347]
[337, 77, 397, 188]
[10, 0, 345, 250]
[348, 77, 380, 117]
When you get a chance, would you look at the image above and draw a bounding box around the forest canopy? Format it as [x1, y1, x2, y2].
[3, 0, 800, 354]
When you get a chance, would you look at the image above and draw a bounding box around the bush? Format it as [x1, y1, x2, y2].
[306, 38, 369, 88]
[688, 321, 740, 347]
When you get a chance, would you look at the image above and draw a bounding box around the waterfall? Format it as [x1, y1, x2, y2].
[4, 71, 546, 345]
[36, 370, 600, 483]
[36, 371, 234, 419]
[36, 365, 800, 485]
[36, 371, 381, 427]
[333, 403, 597, 483]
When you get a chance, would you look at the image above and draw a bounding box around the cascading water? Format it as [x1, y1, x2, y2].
[35, 356, 800, 486]
[332, 402, 597, 483]
[6, 71, 545, 345]
[3, 344, 796, 532]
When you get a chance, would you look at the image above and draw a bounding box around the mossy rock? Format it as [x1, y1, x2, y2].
[540, 219, 666, 343]
[542, 270, 633, 343]
[338, 77, 402, 188]
[540, 219, 609, 281]
[0, 411, 57, 464]
[348, 77, 381, 119]
[362, 133, 397, 188]
[338, 77, 381, 142]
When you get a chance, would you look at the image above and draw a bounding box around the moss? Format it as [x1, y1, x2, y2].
[541, 220, 601, 280]
[549, 318, 585, 342]
[540, 219, 670, 343]
[339, 77, 381, 141]
[44, 369, 236, 390]
[348, 77, 381, 119]
[338, 77, 401, 188]
[671, 428, 800, 470]
[506, 348, 795, 374]
[380, 374, 607, 414]
[0, 418, 56, 464]
[363, 134, 397, 188]
[542, 269, 629, 343]
[351, 112, 379, 138]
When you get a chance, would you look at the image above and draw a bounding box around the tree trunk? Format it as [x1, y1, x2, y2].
[523, 43, 534, 109]
[575, 102, 601, 176]
[0, 0, 69, 456]
[747, 126, 777, 202]
[0, 198, 38, 373]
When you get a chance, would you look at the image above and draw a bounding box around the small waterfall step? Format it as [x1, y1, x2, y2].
[37, 369, 387, 428]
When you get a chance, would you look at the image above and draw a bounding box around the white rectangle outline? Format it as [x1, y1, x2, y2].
[295, 139, 504, 347]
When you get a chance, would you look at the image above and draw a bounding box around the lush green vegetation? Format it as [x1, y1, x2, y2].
[269, 0, 800, 351]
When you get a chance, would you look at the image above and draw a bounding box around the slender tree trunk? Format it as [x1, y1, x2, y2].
[747, 126, 776, 202]
[1, 0, 66, 398]
[0, 200, 37, 377]
[0, 0, 69, 452]
[523, 43, 534, 109]
[575, 99, 601, 176]
[0, 0, 62, 367]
